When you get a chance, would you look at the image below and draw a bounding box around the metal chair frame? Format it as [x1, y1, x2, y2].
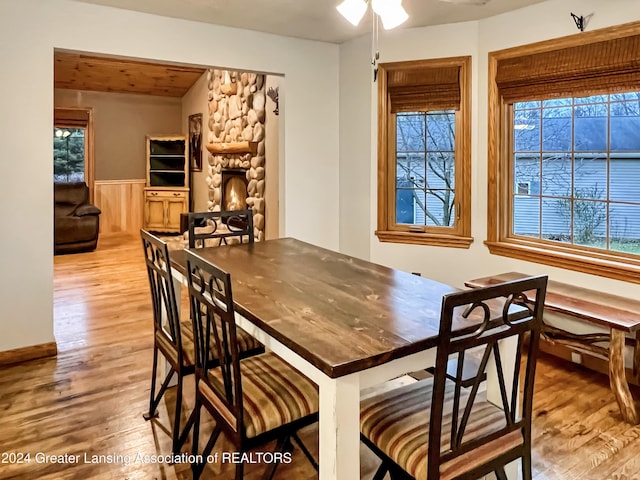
[140, 229, 193, 455]
[362, 275, 548, 480]
[183, 249, 318, 480]
[188, 210, 254, 248]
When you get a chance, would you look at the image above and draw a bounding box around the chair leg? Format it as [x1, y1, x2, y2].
[191, 401, 203, 478]
[522, 450, 533, 480]
[143, 346, 160, 420]
[290, 431, 318, 471]
[235, 459, 244, 480]
[261, 435, 288, 480]
[177, 402, 198, 451]
[372, 462, 389, 480]
[193, 425, 221, 479]
[171, 372, 184, 455]
[388, 464, 412, 480]
[495, 466, 508, 480]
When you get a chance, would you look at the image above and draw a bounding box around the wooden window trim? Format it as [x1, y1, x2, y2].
[376, 56, 473, 249]
[487, 21, 640, 284]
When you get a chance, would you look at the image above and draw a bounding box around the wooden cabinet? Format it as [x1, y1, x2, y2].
[144, 189, 188, 231]
[143, 136, 189, 232]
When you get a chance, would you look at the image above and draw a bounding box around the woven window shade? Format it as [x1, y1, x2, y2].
[54, 109, 89, 128]
[496, 34, 640, 102]
[387, 65, 461, 112]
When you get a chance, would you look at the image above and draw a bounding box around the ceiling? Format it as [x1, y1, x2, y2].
[72, 0, 548, 44]
[54, 52, 206, 97]
[57, 0, 547, 97]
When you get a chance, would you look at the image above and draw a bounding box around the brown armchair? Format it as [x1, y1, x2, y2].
[54, 182, 101, 254]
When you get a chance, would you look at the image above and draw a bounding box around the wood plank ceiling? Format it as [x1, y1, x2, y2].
[54, 51, 206, 97]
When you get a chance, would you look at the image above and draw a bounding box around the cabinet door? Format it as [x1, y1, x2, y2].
[145, 197, 166, 230]
[166, 198, 187, 230]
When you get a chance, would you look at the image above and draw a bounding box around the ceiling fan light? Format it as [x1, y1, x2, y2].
[337, 0, 368, 26]
[379, 3, 408, 29]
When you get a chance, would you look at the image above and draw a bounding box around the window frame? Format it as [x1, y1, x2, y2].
[376, 56, 473, 248]
[487, 22, 640, 284]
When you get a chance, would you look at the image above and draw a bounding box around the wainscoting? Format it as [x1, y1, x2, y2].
[94, 179, 145, 235]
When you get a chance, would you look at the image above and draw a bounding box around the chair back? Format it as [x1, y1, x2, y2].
[140, 230, 183, 364]
[188, 210, 254, 248]
[185, 249, 244, 437]
[427, 275, 547, 478]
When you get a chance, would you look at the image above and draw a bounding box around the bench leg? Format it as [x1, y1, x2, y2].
[609, 329, 639, 424]
[633, 331, 640, 381]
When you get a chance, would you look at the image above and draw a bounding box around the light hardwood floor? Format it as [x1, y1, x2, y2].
[1, 234, 639, 479]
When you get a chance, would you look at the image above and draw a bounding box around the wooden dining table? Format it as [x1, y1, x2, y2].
[170, 237, 522, 480]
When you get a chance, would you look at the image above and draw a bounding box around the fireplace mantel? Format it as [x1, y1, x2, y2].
[206, 141, 258, 155]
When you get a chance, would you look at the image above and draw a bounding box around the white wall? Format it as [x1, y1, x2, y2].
[339, 0, 640, 298]
[56, 89, 182, 180]
[181, 71, 209, 212]
[0, 0, 339, 353]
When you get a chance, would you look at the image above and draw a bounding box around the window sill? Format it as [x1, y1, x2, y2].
[376, 230, 473, 248]
[485, 239, 640, 284]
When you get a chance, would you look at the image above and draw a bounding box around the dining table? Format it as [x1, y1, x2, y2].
[169, 237, 522, 480]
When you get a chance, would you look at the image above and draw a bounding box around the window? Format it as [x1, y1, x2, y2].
[487, 22, 640, 283]
[54, 127, 86, 183]
[54, 107, 94, 200]
[376, 57, 472, 248]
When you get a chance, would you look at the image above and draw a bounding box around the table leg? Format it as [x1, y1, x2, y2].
[609, 328, 639, 424]
[318, 375, 360, 480]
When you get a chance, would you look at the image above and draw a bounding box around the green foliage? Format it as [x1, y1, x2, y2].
[54, 128, 85, 182]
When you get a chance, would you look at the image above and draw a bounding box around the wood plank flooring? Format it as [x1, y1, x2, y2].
[1, 234, 639, 479]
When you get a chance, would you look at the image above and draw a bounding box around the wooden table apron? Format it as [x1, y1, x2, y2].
[170, 238, 521, 480]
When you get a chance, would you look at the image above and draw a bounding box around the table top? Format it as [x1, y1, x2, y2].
[465, 272, 640, 333]
[172, 238, 514, 378]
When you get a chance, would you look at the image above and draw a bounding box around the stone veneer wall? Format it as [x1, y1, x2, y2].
[206, 69, 266, 241]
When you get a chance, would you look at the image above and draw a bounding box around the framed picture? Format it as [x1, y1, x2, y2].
[189, 113, 203, 172]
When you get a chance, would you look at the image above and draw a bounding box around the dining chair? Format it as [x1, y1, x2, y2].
[360, 275, 548, 480]
[140, 230, 264, 456]
[184, 249, 319, 479]
[188, 210, 254, 248]
[141, 229, 195, 456]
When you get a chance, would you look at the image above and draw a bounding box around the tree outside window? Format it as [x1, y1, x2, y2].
[54, 127, 86, 183]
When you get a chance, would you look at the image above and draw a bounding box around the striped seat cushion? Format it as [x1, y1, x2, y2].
[360, 379, 523, 480]
[206, 352, 319, 439]
[181, 320, 262, 366]
[155, 323, 195, 367]
[156, 321, 262, 369]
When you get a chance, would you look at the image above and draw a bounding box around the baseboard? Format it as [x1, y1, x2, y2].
[0, 342, 58, 366]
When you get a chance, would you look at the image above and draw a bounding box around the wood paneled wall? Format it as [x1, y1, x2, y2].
[94, 179, 145, 235]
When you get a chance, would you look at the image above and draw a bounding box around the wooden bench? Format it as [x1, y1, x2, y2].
[465, 272, 640, 424]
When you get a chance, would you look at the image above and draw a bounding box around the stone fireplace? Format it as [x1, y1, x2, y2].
[205, 69, 267, 241]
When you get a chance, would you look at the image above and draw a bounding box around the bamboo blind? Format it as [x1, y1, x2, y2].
[387, 64, 461, 112]
[496, 34, 640, 102]
[54, 108, 90, 128]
